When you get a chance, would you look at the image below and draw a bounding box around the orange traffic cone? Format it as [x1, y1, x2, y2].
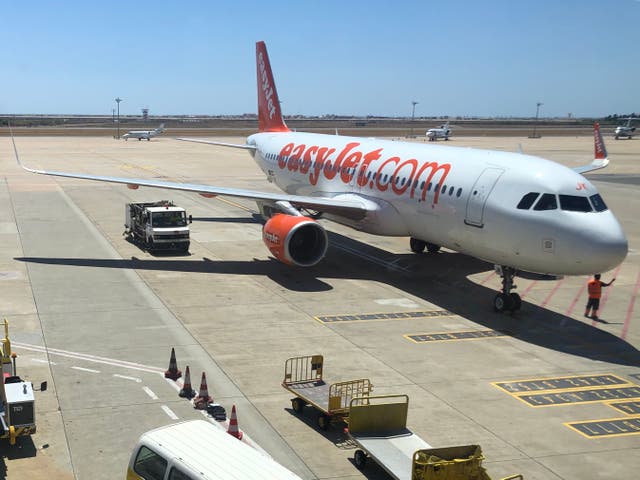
[164, 348, 182, 380]
[193, 372, 213, 409]
[227, 405, 243, 440]
[179, 365, 195, 399]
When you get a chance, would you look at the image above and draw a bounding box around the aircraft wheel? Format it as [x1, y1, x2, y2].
[510, 293, 522, 311]
[291, 398, 305, 414]
[354, 450, 367, 470]
[493, 293, 514, 312]
[615, 135, 619, 140]
[317, 414, 330, 430]
[426, 243, 441, 253]
[410, 238, 426, 253]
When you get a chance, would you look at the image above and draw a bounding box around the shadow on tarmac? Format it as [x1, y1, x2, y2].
[15, 230, 640, 367]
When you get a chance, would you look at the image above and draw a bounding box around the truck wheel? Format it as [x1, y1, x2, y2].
[354, 450, 367, 470]
[291, 398, 305, 414]
[317, 414, 330, 430]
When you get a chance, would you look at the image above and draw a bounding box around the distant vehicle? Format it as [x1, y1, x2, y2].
[614, 118, 637, 140]
[124, 201, 191, 253]
[122, 123, 165, 141]
[126, 420, 303, 480]
[426, 122, 451, 141]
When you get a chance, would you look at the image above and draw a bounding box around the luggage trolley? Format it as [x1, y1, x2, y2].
[347, 394, 523, 480]
[282, 354, 372, 430]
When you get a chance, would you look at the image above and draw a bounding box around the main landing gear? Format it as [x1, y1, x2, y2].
[493, 266, 521, 313]
[410, 238, 441, 254]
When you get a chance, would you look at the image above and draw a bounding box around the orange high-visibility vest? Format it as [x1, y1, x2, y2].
[587, 279, 602, 299]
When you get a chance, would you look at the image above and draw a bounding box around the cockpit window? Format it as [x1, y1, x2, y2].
[517, 192, 540, 210]
[589, 194, 608, 212]
[559, 195, 592, 212]
[533, 193, 557, 211]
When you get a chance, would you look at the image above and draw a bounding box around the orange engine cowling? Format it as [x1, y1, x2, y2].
[262, 214, 328, 267]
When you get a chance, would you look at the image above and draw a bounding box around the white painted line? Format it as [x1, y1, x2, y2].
[31, 358, 57, 365]
[143, 386, 158, 400]
[161, 405, 179, 420]
[113, 374, 142, 383]
[164, 377, 182, 393]
[71, 366, 100, 374]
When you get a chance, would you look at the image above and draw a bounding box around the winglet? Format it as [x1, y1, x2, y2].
[256, 41, 289, 133]
[594, 122, 607, 160]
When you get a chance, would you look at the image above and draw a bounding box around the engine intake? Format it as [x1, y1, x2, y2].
[262, 214, 328, 267]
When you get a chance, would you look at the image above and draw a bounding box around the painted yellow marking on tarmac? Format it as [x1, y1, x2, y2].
[606, 400, 640, 415]
[512, 386, 640, 408]
[565, 416, 640, 438]
[314, 310, 452, 324]
[492, 374, 630, 394]
[404, 329, 505, 343]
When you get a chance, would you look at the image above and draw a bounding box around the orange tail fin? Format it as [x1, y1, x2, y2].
[256, 41, 289, 133]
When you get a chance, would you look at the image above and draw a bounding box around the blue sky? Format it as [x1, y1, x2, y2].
[2, 1, 638, 117]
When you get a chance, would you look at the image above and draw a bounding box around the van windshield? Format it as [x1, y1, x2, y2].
[152, 211, 187, 228]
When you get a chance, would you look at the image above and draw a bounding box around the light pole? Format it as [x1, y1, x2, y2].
[115, 97, 122, 139]
[410, 101, 418, 137]
[529, 102, 542, 138]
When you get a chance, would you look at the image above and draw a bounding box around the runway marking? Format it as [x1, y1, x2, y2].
[565, 417, 640, 438]
[540, 277, 565, 308]
[607, 401, 640, 415]
[165, 377, 182, 393]
[14, 342, 164, 375]
[143, 386, 159, 400]
[565, 280, 587, 317]
[333, 243, 410, 272]
[315, 310, 451, 324]
[493, 374, 629, 394]
[161, 405, 179, 420]
[520, 280, 537, 299]
[591, 264, 621, 327]
[479, 271, 495, 285]
[113, 374, 142, 383]
[31, 358, 57, 365]
[71, 366, 100, 374]
[514, 386, 640, 407]
[405, 329, 505, 343]
[621, 270, 640, 340]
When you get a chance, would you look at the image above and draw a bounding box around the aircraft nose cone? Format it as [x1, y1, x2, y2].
[582, 215, 628, 273]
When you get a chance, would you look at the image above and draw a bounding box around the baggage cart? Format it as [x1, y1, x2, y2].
[282, 354, 372, 430]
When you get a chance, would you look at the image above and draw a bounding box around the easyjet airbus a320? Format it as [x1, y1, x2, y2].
[13, 41, 628, 313]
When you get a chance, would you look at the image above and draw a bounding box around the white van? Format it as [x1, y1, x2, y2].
[126, 420, 303, 480]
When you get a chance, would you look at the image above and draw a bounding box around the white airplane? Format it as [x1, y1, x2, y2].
[122, 123, 165, 141]
[426, 122, 451, 141]
[614, 118, 637, 140]
[13, 41, 628, 313]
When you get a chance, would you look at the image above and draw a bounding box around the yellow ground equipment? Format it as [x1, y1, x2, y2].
[282, 354, 372, 430]
[347, 394, 522, 480]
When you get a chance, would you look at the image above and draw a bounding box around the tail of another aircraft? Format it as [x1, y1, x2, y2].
[156, 123, 165, 133]
[256, 41, 289, 133]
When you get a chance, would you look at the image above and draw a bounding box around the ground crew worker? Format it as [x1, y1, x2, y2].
[584, 274, 615, 320]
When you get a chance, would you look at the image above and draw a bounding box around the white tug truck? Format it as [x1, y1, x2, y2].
[0, 319, 47, 445]
[125, 201, 192, 253]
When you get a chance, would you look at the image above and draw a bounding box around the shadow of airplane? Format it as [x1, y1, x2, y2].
[15, 230, 640, 367]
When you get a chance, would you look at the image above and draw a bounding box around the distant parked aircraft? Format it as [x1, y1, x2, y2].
[426, 122, 451, 141]
[122, 124, 165, 141]
[614, 118, 637, 140]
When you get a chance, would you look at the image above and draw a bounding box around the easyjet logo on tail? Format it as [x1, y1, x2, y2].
[277, 141, 451, 204]
[258, 52, 277, 120]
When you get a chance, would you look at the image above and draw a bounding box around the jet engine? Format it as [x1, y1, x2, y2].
[262, 214, 328, 267]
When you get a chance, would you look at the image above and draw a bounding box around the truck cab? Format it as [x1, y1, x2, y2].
[125, 201, 191, 253]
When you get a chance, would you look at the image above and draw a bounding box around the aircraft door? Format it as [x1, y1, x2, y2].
[464, 167, 504, 227]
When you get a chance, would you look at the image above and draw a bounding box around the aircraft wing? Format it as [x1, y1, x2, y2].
[177, 138, 257, 150]
[12, 137, 368, 221]
[573, 122, 610, 175]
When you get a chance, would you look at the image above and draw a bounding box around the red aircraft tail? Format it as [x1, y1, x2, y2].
[594, 122, 607, 160]
[256, 41, 289, 133]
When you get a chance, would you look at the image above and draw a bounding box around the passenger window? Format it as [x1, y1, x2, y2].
[533, 193, 557, 211]
[449, 186, 454, 196]
[559, 195, 592, 212]
[168, 467, 194, 480]
[441, 185, 446, 194]
[427, 182, 432, 191]
[589, 194, 608, 212]
[456, 188, 462, 197]
[517, 192, 540, 210]
[134, 446, 167, 480]
[420, 181, 425, 189]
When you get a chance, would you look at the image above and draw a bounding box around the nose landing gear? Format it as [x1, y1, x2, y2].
[493, 266, 521, 313]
